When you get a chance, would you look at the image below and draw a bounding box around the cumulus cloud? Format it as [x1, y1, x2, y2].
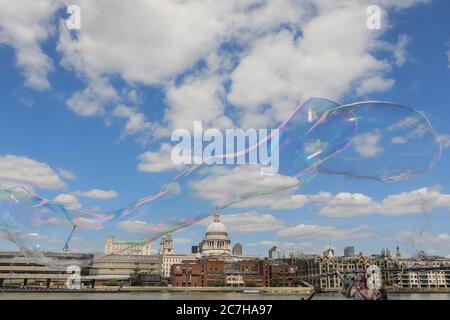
[438, 134, 450, 149]
[53, 0, 427, 137]
[65, 78, 119, 116]
[202, 211, 285, 233]
[276, 224, 372, 241]
[117, 220, 166, 233]
[318, 187, 450, 217]
[0, 154, 66, 190]
[383, 231, 450, 256]
[113, 105, 155, 136]
[173, 237, 193, 245]
[0, 0, 61, 90]
[392, 136, 407, 144]
[72, 189, 118, 200]
[189, 165, 299, 207]
[57, 168, 77, 180]
[393, 34, 411, 67]
[137, 143, 183, 173]
[247, 240, 314, 253]
[54, 193, 81, 210]
[165, 72, 232, 132]
[352, 131, 384, 157]
[228, 2, 395, 127]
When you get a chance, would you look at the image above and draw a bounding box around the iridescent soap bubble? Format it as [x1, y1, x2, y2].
[305, 102, 441, 182]
[0, 97, 442, 268]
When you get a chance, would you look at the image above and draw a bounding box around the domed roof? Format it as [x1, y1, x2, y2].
[206, 213, 227, 233]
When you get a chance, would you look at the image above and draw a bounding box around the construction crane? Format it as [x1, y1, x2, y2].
[62, 224, 77, 253]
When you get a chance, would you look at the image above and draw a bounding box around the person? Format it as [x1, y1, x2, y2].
[373, 286, 388, 300]
[346, 275, 374, 300]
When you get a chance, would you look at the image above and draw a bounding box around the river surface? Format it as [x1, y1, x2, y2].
[0, 292, 449, 300]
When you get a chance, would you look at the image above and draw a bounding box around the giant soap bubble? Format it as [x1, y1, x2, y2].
[0, 98, 442, 268]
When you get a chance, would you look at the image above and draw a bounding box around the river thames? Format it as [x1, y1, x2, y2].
[0, 292, 449, 300]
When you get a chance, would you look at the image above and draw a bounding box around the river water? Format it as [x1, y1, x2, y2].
[0, 292, 449, 300]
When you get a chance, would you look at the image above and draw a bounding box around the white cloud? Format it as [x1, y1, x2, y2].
[0, 154, 65, 190]
[117, 220, 165, 233]
[383, 231, 450, 256]
[0, 0, 61, 90]
[188, 164, 450, 217]
[392, 136, 407, 144]
[57, 0, 231, 85]
[165, 71, 232, 132]
[52, 0, 426, 136]
[189, 165, 299, 207]
[438, 134, 450, 149]
[72, 189, 118, 200]
[356, 76, 395, 95]
[57, 168, 77, 180]
[393, 34, 411, 67]
[318, 192, 375, 217]
[218, 211, 284, 233]
[228, 2, 395, 127]
[247, 240, 314, 253]
[54, 193, 81, 210]
[195, 180, 450, 218]
[34, 217, 68, 226]
[318, 187, 450, 217]
[352, 131, 384, 157]
[277, 224, 371, 241]
[173, 237, 192, 245]
[137, 143, 183, 173]
[65, 78, 119, 116]
[113, 105, 155, 136]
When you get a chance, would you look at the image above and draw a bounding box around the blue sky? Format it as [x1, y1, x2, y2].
[0, 0, 449, 257]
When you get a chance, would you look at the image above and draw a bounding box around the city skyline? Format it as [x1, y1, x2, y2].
[0, 0, 450, 259]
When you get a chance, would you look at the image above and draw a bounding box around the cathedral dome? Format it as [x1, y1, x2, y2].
[206, 216, 227, 234]
[201, 211, 231, 256]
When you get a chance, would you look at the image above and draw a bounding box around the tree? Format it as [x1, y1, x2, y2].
[105, 279, 117, 286]
[271, 274, 283, 287]
[130, 267, 145, 286]
[293, 276, 304, 287]
[214, 280, 226, 287]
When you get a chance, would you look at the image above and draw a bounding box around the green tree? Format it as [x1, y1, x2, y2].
[105, 279, 117, 286]
[214, 280, 226, 287]
[130, 267, 145, 286]
[293, 276, 304, 287]
[271, 274, 283, 287]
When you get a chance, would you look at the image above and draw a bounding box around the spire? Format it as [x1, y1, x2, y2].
[213, 207, 220, 222]
[396, 242, 401, 259]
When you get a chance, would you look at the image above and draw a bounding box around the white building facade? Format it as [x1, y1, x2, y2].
[200, 212, 231, 256]
[104, 236, 152, 255]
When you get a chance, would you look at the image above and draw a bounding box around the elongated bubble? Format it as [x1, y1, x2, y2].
[0, 98, 442, 268]
[307, 102, 441, 182]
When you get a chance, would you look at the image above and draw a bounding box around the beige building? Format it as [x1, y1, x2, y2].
[0, 251, 93, 288]
[104, 236, 152, 255]
[158, 234, 198, 278]
[292, 249, 450, 290]
[90, 254, 161, 286]
[160, 253, 199, 278]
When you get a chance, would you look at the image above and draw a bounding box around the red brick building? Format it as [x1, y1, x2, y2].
[171, 257, 299, 287]
[171, 258, 225, 287]
[268, 262, 298, 287]
[170, 260, 202, 287]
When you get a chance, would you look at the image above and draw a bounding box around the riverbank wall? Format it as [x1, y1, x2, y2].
[1, 286, 313, 295]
